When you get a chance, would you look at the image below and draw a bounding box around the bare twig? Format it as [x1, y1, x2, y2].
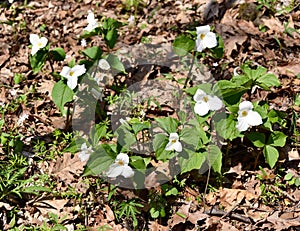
[204, 206, 252, 223]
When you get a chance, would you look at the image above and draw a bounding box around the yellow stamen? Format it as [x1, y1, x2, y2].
[242, 110, 248, 117]
[200, 34, 205, 40]
[69, 71, 74, 76]
[171, 139, 177, 143]
[117, 160, 124, 166]
[203, 96, 209, 102]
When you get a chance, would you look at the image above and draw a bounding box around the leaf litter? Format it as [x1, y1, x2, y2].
[0, 0, 300, 230]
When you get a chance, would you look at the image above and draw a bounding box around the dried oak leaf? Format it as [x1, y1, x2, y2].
[49, 152, 84, 183]
[262, 16, 284, 33]
[169, 202, 208, 228]
[224, 35, 248, 57]
[277, 63, 300, 78]
[263, 211, 300, 230]
[37, 79, 55, 95]
[33, 199, 71, 221]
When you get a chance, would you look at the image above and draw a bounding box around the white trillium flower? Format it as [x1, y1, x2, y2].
[60, 64, 86, 90]
[17, 113, 29, 125]
[81, 39, 87, 47]
[128, 15, 135, 25]
[236, 101, 263, 132]
[29, 34, 48, 56]
[78, 143, 93, 162]
[98, 59, 110, 70]
[8, 0, 14, 3]
[195, 25, 217, 52]
[84, 10, 98, 32]
[9, 89, 18, 96]
[106, 153, 134, 178]
[193, 89, 223, 116]
[165, 133, 182, 152]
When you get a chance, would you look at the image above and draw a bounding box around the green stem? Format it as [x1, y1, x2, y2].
[183, 51, 196, 89]
[48, 58, 54, 73]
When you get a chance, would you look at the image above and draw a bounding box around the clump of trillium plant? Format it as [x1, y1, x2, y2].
[24, 4, 285, 196]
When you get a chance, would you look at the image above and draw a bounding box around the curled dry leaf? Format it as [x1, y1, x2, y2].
[288, 148, 300, 161]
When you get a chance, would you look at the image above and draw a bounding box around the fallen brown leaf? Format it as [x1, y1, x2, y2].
[48, 152, 85, 184]
[148, 220, 169, 231]
[277, 63, 300, 77]
[265, 211, 300, 230]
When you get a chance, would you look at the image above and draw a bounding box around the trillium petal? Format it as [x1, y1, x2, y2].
[173, 141, 182, 152]
[72, 65, 86, 77]
[208, 96, 223, 111]
[239, 101, 253, 111]
[193, 89, 206, 102]
[98, 59, 110, 70]
[87, 12, 95, 24]
[169, 132, 179, 141]
[29, 34, 39, 46]
[107, 164, 123, 178]
[116, 153, 130, 165]
[202, 32, 217, 49]
[78, 152, 90, 162]
[121, 165, 134, 178]
[165, 141, 175, 151]
[196, 25, 210, 35]
[60, 66, 71, 78]
[246, 111, 263, 126]
[31, 46, 39, 56]
[85, 24, 95, 32]
[196, 40, 205, 52]
[39, 37, 48, 48]
[194, 101, 210, 116]
[81, 143, 87, 150]
[236, 117, 250, 132]
[67, 76, 78, 90]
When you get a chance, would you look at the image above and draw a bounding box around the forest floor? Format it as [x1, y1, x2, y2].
[0, 0, 300, 230]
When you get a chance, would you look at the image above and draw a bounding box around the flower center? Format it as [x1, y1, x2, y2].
[203, 96, 209, 102]
[37, 42, 43, 47]
[69, 71, 74, 76]
[117, 160, 124, 166]
[200, 34, 205, 40]
[242, 110, 248, 117]
[171, 139, 177, 144]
